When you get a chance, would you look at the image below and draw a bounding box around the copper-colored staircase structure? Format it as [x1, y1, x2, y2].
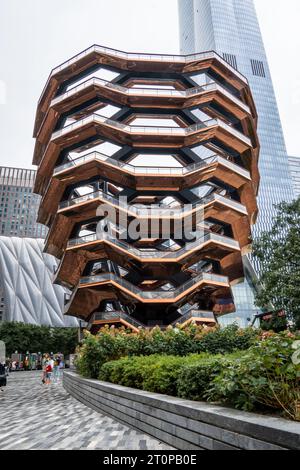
[33, 45, 260, 331]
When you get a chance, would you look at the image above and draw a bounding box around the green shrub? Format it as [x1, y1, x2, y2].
[177, 355, 231, 401]
[98, 358, 126, 384]
[260, 315, 287, 333]
[76, 324, 259, 379]
[143, 327, 198, 356]
[141, 354, 202, 395]
[207, 333, 300, 420]
[76, 327, 149, 378]
[95, 331, 300, 421]
[100, 355, 159, 389]
[141, 324, 256, 356]
[75, 331, 120, 378]
[100, 354, 207, 395]
[194, 324, 257, 354]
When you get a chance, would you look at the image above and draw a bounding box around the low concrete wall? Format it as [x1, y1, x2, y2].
[64, 371, 300, 450]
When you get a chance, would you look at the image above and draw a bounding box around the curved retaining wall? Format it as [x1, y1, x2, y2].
[64, 371, 300, 450]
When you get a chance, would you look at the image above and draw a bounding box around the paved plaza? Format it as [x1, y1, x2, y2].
[0, 371, 173, 450]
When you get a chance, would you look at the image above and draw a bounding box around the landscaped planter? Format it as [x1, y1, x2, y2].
[64, 371, 300, 450]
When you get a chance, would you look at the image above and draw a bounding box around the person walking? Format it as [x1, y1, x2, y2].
[53, 357, 59, 383]
[42, 361, 47, 384]
[49, 355, 54, 370]
[58, 358, 64, 381]
[0, 362, 7, 391]
[45, 361, 53, 384]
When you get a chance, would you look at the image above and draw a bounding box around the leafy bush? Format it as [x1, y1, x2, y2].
[76, 331, 119, 378]
[207, 333, 300, 420]
[141, 354, 202, 395]
[98, 332, 300, 421]
[76, 325, 300, 421]
[139, 324, 256, 356]
[76, 323, 258, 378]
[177, 354, 236, 401]
[195, 325, 257, 354]
[100, 354, 207, 395]
[260, 315, 287, 333]
[100, 355, 159, 389]
[143, 327, 198, 356]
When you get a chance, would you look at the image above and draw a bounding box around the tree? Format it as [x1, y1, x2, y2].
[253, 197, 300, 329]
[50, 327, 79, 356]
[0, 322, 78, 356]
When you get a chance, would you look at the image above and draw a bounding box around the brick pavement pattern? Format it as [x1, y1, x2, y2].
[0, 371, 173, 450]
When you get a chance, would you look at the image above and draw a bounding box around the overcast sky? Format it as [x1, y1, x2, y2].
[0, 0, 299, 169]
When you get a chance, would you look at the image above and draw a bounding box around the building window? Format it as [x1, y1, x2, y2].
[222, 53, 238, 70]
[250, 59, 266, 77]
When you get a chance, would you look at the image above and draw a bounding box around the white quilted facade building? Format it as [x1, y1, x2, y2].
[0, 236, 78, 327]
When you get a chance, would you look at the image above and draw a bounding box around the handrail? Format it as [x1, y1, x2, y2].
[51, 113, 252, 147]
[90, 309, 216, 328]
[91, 311, 146, 329]
[51, 77, 250, 113]
[53, 150, 250, 180]
[39, 46, 248, 107]
[78, 271, 229, 300]
[171, 309, 216, 326]
[58, 188, 248, 216]
[67, 229, 239, 258]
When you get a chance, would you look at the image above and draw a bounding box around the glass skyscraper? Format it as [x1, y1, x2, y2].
[288, 156, 300, 197]
[178, 0, 295, 325]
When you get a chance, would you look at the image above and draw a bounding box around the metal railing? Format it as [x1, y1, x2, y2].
[53, 150, 250, 180]
[90, 311, 146, 329]
[44, 46, 247, 90]
[78, 271, 229, 300]
[67, 228, 239, 258]
[51, 113, 252, 147]
[89, 310, 216, 329]
[51, 113, 214, 139]
[58, 188, 248, 216]
[51, 77, 250, 114]
[171, 310, 216, 326]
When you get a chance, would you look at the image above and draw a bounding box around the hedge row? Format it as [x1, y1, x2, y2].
[75, 324, 258, 379]
[98, 333, 300, 421]
[99, 352, 233, 398]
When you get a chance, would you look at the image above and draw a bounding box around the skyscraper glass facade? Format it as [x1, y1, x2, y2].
[0, 166, 47, 238]
[179, 0, 294, 232]
[178, 0, 295, 325]
[288, 156, 300, 197]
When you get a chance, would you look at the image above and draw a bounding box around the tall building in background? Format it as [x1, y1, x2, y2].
[288, 156, 300, 197]
[178, 0, 294, 234]
[0, 166, 47, 238]
[0, 166, 77, 326]
[178, 0, 295, 325]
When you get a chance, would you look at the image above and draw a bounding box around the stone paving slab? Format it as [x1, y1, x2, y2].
[0, 371, 173, 450]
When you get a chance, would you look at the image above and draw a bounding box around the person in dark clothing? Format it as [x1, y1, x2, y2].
[0, 363, 7, 391]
